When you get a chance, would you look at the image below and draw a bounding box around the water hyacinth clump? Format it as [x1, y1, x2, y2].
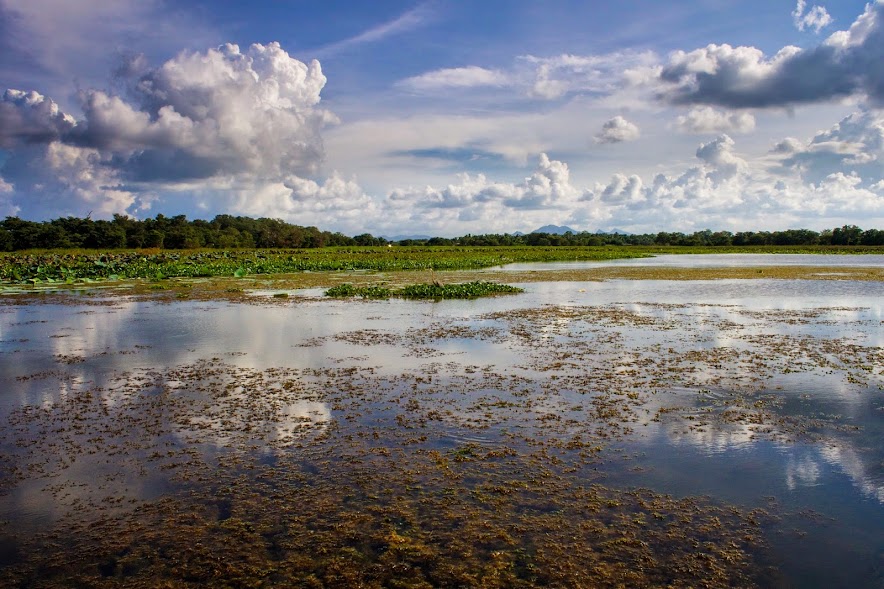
[326, 281, 524, 300]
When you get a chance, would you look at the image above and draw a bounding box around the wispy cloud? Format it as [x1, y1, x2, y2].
[396, 50, 658, 100]
[398, 66, 510, 91]
[313, 3, 434, 57]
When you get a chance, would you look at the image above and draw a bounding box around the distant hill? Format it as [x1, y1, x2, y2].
[596, 228, 631, 235]
[386, 234, 432, 242]
[532, 224, 578, 235]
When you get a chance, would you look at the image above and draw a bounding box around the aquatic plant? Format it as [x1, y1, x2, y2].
[1, 245, 880, 285]
[326, 281, 523, 299]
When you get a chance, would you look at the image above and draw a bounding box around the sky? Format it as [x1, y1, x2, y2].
[1, 0, 883, 236]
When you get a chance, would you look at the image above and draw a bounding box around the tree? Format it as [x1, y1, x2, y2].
[831, 225, 863, 245]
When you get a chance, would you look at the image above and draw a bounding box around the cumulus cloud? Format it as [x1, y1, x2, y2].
[379, 106, 884, 235]
[771, 137, 805, 154]
[595, 116, 640, 144]
[675, 106, 755, 134]
[377, 108, 884, 236]
[399, 66, 510, 91]
[609, 124, 883, 230]
[0, 42, 355, 220]
[695, 134, 748, 181]
[0, 90, 76, 147]
[388, 153, 582, 212]
[775, 109, 884, 184]
[599, 173, 644, 203]
[793, 0, 833, 33]
[659, 1, 884, 107]
[220, 173, 374, 228]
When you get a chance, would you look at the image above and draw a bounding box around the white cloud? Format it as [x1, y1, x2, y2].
[793, 0, 834, 34]
[0, 42, 344, 219]
[771, 137, 805, 154]
[399, 66, 510, 91]
[599, 174, 644, 204]
[0, 89, 76, 147]
[659, 2, 884, 107]
[776, 109, 884, 184]
[314, 3, 433, 56]
[675, 106, 756, 134]
[218, 173, 374, 232]
[336, 101, 884, 235]
[395, 50, 659, 101]
[389, 153, 581, 211]
[595, 116, 641, 144]
[521, 52, 657, 100]
[695, 134, 748, 181]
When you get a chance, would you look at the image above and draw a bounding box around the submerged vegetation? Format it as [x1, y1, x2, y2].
[4, 291, 882, 585]
[326, 281, 524, 299]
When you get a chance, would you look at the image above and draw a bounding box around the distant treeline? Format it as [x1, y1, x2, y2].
[420, 226, 884, 247]
[0, 214, 882, 250]
[0, 215, 361, 250]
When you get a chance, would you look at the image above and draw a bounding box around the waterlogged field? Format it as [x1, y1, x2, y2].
[0, 254, 883, 587]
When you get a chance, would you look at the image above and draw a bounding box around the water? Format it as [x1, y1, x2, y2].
[494, 252, 884, 270]
[1, 274, 883, 586]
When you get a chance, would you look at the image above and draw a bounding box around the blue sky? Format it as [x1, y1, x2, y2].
[1, 0, 883, 236]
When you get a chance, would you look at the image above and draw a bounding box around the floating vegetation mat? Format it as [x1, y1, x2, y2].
[0, 360, 776, 588]
[326, 281, 524, 300]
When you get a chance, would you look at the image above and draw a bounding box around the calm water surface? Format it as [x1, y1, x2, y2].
[494, 252, 884, 270]
[1, 275, 882, 586]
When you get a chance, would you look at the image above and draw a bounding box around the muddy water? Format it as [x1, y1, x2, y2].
[0, 277, 882, 587]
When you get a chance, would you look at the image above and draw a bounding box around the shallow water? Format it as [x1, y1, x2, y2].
[494, 252, 884, 270]
[1, 277, 883, 586]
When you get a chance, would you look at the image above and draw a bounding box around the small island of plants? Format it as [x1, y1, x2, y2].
[326, 280, 524, 299]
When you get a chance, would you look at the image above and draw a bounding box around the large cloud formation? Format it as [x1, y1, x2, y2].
[383, 116, 884, 235]
[659, 0, 884, 107]
[0, 42, 370, 224]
